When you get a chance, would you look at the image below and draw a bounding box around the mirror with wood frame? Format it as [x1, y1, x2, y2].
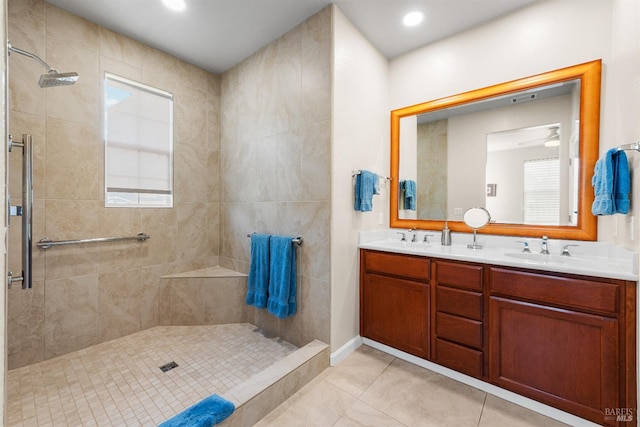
[390, 60, 601, 240]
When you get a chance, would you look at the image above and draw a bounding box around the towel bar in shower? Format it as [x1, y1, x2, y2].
[246, 233, 303, 245]
[37, 233, 151, 249]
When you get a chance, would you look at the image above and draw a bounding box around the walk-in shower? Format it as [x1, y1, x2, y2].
[5, 42, 79, 290]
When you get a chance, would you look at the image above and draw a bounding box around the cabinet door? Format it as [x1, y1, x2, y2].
[490, 297, 619, 425]
[361, 273, 429, 358]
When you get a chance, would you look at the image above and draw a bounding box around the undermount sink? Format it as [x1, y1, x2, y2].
[504, 252, 592, 266]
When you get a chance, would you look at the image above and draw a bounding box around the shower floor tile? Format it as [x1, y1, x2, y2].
[7, 323, 297, 427]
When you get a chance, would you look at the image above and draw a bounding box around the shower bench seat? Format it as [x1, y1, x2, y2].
[160, 266, 249, 325]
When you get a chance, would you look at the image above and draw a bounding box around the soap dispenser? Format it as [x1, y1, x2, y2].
[441, 222, 451, 246]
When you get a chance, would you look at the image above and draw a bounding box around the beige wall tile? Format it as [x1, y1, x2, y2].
[8, 282, 45, 369]
[140, 207, 178, 266]
[275, 129, 302, 201]
[299, 276, 330, 345]
[174, 143, 208, 203]
[176, 202, 209, 261]
[45, 3, 99, 52]
[301, 120, 330, 201]
[175, 86, 207, 145]
[99, 27, 144, 68]
[97, 268, 144, 342]
[44, 39, 99, 126]
[100, 55, 142, 83]
[203, 278, 249, 324]
[45, 118, 101, 200]
[43, 244, 99, 280]
[44, 274, 99, 359]
[219, 7, 332, 347]
[170, 279, 204, 325]
[44, 199, 101, 240]
[8, 0, 45, 116]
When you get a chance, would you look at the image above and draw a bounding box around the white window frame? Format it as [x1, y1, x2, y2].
[104, 73, 174, 208]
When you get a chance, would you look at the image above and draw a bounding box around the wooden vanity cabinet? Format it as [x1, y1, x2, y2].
[359, 249, 636, 427]
[489, 267, 636, 427]
[433, 260, 485, 379]
[360, 250, 430, 358]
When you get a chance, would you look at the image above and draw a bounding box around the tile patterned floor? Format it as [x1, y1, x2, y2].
[256, 345, 571, 427]
[7, 323, 297, 427]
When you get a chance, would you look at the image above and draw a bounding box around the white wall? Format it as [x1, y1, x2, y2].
[331, 5, 389, 352]
[390, 0, 612, 111]
[388, 0, 640, 249]
[601, 0, 640, 248]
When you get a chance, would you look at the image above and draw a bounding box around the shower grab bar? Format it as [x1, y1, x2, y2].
[37, 233, 151, 249]
[246, 233, 303, 245]
[7, 134, 33, 289]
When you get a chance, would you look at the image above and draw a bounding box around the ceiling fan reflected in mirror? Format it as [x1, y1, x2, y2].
[514, 125, 561, 148]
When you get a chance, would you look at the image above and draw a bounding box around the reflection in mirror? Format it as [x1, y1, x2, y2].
[399, 79, 580, 224]
[391, 60, 601, 240]
[485, 121, 579, 226]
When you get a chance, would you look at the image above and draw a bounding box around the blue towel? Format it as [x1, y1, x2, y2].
[401, 179, 417, 210]
[246, 234, 270, 308]
[354, 170, 380, 212]
[614, 150, 630, 214]
[158, 394, 235, 427]
[592, 148, 630, 215]
[267, 235, 297, 319]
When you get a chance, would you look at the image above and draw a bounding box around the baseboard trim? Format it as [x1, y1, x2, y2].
[330, 335, 363, 366]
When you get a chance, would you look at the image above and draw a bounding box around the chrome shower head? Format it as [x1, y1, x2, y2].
[38, 70, 80, 88]
[8, 43, 79, 88]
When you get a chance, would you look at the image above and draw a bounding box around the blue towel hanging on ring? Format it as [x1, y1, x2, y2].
[592, 148, 630, 215]
[354, 170, 380, 212]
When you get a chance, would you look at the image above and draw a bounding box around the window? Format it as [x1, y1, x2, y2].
[104, 73, 173, 207]
[523, 158, 560, 224]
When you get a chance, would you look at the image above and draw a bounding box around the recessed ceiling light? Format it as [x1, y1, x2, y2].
[162, 0, 186, 12]
[403, 11, 424, 27]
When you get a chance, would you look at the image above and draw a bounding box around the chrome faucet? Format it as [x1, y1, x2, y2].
[409, 229, 418, 242]
[515, 240, 531, 253]
[540, 236, 550, 254]
[561, 244, 579, 256]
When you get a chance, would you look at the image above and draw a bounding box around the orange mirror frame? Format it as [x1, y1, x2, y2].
[390, 60, 601, 240]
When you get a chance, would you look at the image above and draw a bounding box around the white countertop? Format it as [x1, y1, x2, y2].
[359, 229, 638, 281]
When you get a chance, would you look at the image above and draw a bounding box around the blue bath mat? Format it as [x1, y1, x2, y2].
[158, 394, 235, 427]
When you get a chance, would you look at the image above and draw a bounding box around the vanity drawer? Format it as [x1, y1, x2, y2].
[436, 286, 483, 320]
[490, 267, 619, 316]
[436, 261, 483, 291]
[363, 250, 430, 282]
[435, 338, 483, 379]
[436, 312, 483, 349]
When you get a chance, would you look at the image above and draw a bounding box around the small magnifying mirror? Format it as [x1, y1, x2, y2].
[463, 207, 491, 249]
